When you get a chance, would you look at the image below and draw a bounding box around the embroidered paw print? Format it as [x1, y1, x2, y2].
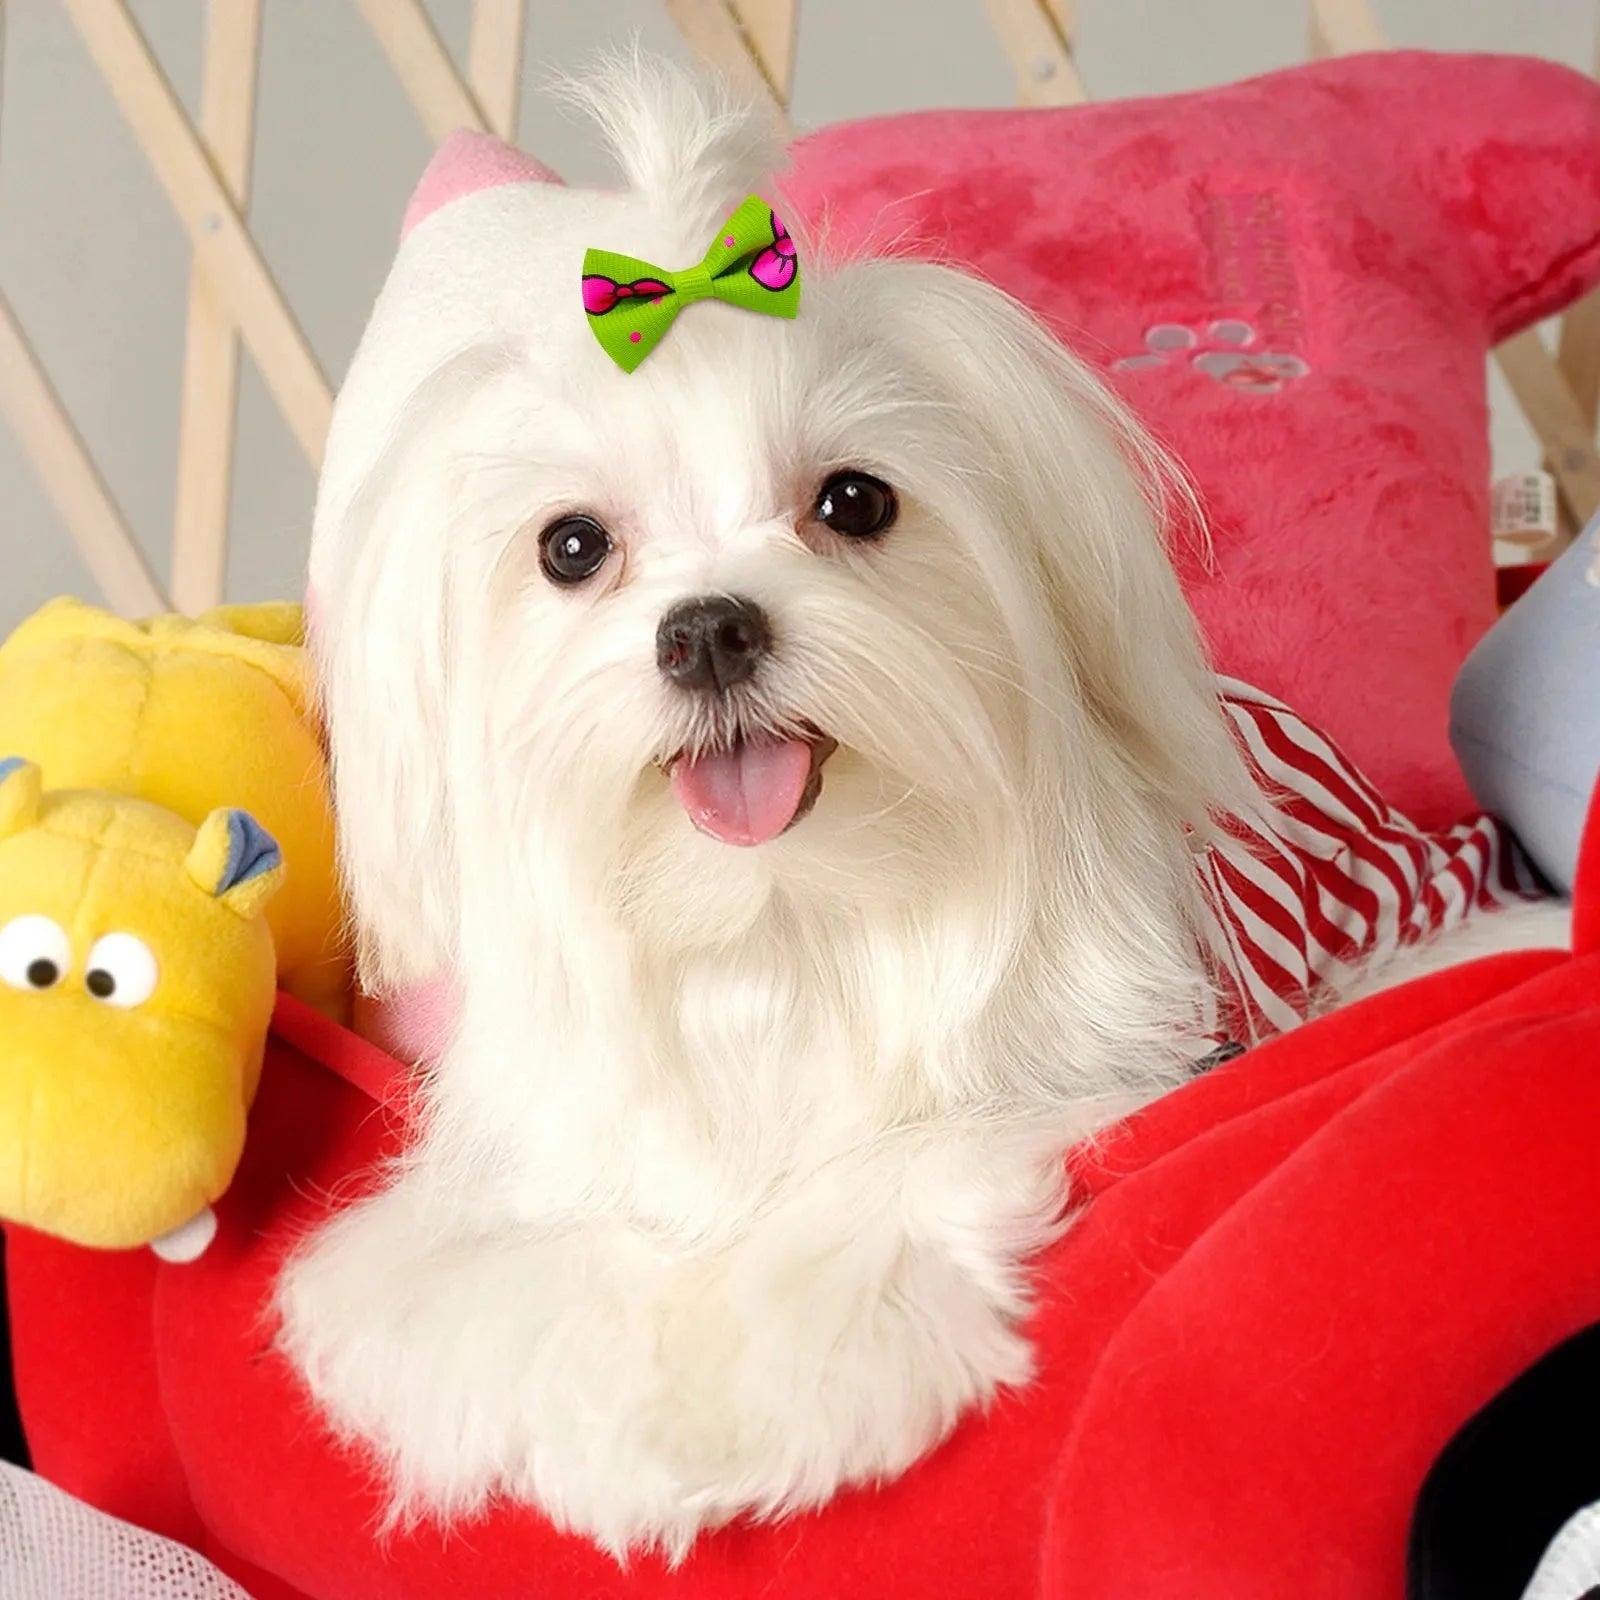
[1115, 321, 1311, 394]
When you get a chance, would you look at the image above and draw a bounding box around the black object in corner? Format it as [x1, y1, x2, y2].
[1409, 1321, 1600, 1600]
[0, 1231, 29, 1467]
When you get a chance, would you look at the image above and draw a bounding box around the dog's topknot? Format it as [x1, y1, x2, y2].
[553, 48, 785, 236]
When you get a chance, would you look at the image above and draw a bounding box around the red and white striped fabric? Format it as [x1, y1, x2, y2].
[1195, 678, 1544, 1049]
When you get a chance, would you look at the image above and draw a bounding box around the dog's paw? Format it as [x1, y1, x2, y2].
[276, 1184, 691, 1552]
[276, 1186, 530, 1523]
[636, 1237, 1036, 1534]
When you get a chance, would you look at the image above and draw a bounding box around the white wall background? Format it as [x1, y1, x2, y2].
[1, 0, 1595, 633]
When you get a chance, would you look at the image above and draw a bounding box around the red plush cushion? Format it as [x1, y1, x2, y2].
[781, 52, 1600, 827]
[9, 791, 1599, 1600]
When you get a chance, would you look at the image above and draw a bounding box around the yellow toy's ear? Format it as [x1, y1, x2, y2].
[185, 808, 286, 920]
[0, 758, 43, 838]
[196, 601, 305, 649]
[0, 597, 145, 660]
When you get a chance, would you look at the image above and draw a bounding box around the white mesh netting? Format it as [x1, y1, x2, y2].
[0, 1462, 251, 1599]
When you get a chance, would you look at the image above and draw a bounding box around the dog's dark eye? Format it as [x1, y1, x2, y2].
[539, 516, 613, 585]
[815, 472, 897, 540]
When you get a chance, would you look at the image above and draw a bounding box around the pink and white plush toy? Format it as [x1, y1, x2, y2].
[1453, 513, 1600, 894]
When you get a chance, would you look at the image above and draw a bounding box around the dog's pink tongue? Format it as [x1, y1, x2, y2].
[671, 737, 813, 846]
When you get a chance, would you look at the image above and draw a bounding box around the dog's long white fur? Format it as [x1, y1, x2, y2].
[279, 57, 1565, 1560]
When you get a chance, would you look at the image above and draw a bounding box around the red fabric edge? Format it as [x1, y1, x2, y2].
[269, 992, 413, 1112]
[1575, 778, 1600, 955]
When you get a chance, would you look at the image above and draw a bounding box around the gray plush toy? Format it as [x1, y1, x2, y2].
[1451, 519, 1600, 894]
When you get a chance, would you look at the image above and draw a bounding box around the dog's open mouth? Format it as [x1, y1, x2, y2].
[668, 728, 837, 847]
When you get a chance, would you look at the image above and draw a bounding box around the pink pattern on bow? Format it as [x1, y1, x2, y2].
[582, 275, 672, 317]
[749, 213, 797, 292]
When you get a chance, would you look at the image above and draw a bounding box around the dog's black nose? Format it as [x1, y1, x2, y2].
[656, 596, 770, 693]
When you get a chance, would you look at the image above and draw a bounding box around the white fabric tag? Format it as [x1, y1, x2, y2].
[1492, 471, 1559, 544]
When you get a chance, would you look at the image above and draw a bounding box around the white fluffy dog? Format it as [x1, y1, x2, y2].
[277, 59, 1563, 1559]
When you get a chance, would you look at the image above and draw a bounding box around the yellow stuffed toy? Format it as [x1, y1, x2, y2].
[0, 759, 281, 1261]
[0, 598, 346, 1015]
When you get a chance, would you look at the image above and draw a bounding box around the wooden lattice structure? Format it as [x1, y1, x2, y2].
[1, 0, 1597, 618]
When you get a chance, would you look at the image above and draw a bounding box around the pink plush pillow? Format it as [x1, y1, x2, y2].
[782, 52, 1600, 828]
[402, 53, 1600, 829]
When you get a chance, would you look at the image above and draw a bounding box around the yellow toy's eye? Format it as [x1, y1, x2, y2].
[84, 932, 159, 1008]
[0, 915, 72, 992]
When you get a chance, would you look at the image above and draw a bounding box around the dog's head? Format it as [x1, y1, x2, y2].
[312, 60, 1248, 1042]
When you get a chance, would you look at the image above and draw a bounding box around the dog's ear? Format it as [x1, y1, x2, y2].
[877, 263, 1255, 832]
[307, 348, 511, 993]
[401, 129, 564, 241]
[311, 582, 451, 990]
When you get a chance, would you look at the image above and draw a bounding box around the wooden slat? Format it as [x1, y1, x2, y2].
[984, 0, 1087, 108]
[0, 289, 169, 616]
[1555, 25, 1600, 432]
[664, 0, 786, 118]
[171, 0, 262, 616]
[1496, 329, 1600, 530]
[734, 0, 797, 105]
[1557, 288, 1600, 431]
[467, 0, 526, 141]
[351, 0, 490, 141]
[63, 0, 331, 469]
[1308, 0, 1385, 58]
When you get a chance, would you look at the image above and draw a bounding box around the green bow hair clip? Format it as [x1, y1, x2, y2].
[582, 194, 800, 373]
